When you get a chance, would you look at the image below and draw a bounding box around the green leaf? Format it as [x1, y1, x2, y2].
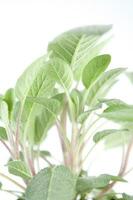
[33, 150, 51, 159]
[0, 182, 2, 189]
[7, 160, 32, 180]
[0, 127, 8, 140]
[93, 129, 129, 143]
[77, 103, 102, 123]
[86, 68, 125, 107]
[15, 56, 50, 100]
[25, 97, 61, 144]
[76, 174, 126, 194]
[0, 100, 9, 125]
[15, 55, 56, 145]
[71, 89, 82, 119]
[82, 54, 111, 88]
[100, 101, 133, 123]
[126, 72, 133, 84]
[104, 130, 133, 149]
[25, 165, 77, 200]
[48, 58, 73, 91]
[48, 25, 112, 80]
[3, 88, 15, 119]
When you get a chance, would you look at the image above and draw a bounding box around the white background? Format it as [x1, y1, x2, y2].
[0, 0, 133, 199]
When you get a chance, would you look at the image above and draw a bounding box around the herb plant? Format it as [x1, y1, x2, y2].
[0, 25, 133, 200]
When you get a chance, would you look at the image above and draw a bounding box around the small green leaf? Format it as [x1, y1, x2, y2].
[7, 160, 32, 180]
[33, 150, 51, 159]
[82, 54, 111, 88]
[3, 88, 15, 118]
[0, 127, 8, 140]
[76, 174, 126, 194]
[77, 103, 102, 123]
[93, 129, 129, 143]
[71, 89, 82, 119]
[0, 182, 2, 189]
[25, 165, 77, 200]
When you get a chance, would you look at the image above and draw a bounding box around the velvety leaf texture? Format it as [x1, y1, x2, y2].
[25, 166, 77, 200]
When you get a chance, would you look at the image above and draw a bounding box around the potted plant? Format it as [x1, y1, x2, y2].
[0, 25, 133, 200]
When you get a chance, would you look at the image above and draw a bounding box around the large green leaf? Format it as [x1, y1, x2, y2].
[86, 68, 125, 107]
[82, 54, 111, 88]
[77, 174, 126, 194]
[24, 97, 61, 144]
[7, 160, 32, 180]
[25, 166, 77, 200]
[48, 25, 112, 79]
[16, 58, 56, 144]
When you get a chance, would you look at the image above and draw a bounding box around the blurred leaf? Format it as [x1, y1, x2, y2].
[77, 103, 102, 123]
[93, 129, 129, 143]
[3, 88, 15, 119]
[82, 54, 111, 88]
[122, 193, 133, 200]
[71, 89, 82, 119]
[0, 127, 8, 140]
[104, 130, 133, 149]
[100, 101, 133, 123]
[77, 174, 126, 194]
[0, 100, 9, 125]
[7, 160, 32, 180]
[126, 72, 133, 84]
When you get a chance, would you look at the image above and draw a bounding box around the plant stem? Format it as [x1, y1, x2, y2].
[0, 140, 14, 157]
[0, 172, 26, 190]
[124, 166, 133, 176]
[97, 137, 133, 199]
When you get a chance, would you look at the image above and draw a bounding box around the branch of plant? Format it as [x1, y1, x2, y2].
[0, 172, 26, 190]
[97, 137, 133, 199]
[0, 140, 14, 157]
